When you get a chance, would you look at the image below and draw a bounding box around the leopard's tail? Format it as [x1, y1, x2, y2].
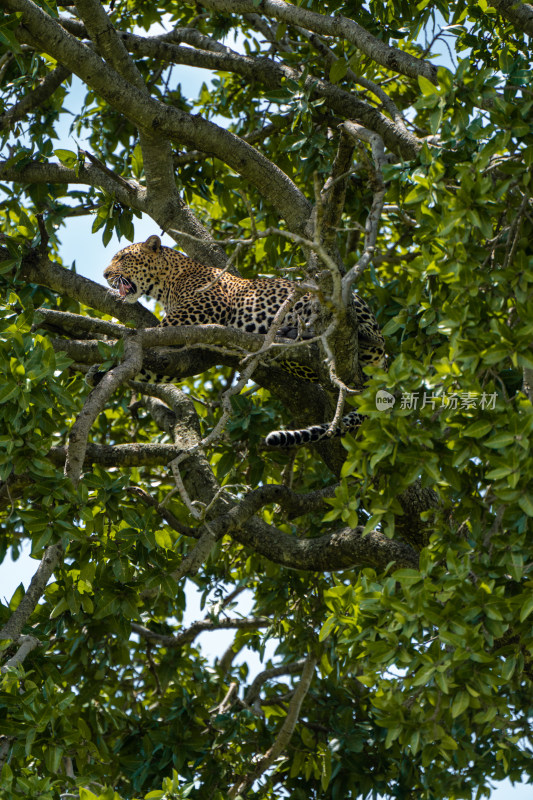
[264, 411, 365, 448]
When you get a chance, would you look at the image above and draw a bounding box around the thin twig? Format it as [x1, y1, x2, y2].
[131, 616, 270, 648]
[229, 653, 318, 798]
[340, 123, 387, 302]
[65, 333, 143, 485]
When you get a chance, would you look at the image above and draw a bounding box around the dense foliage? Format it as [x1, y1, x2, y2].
[0, 0, 532, 798]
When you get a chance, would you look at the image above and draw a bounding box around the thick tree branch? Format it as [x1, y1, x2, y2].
[0, 245, 157, 327]
[210, 506, 420, 571]
[6, 0, 312, 235]
[37, 305, 347, 472]
[0, 158, 228, 268]
[114, 31, 421, 158]
[138, 392, 419, 571]
[0, 158, 142, 206]
[73, 0, 145, 89]
[48, 443, 190, 468]
[490, 0, 533, 36]
[199, 0, 438, 84]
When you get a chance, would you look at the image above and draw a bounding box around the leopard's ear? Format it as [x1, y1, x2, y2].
[143, 235, 161, 253]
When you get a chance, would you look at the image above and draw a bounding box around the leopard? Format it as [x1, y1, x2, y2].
[103, 235, 385, 447]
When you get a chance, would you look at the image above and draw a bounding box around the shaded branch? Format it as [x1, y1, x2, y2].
[341, 123, 387, 302]
[244, 658, 308, 706]
[0, 634, 40, 673]
[48, 443, 191, 468]
[0, 65, 70, 131]
[131, 378, 420, 572]
[131, 617, 270, 648]
[320, 128, 356, 245]
[490, 0, 533, 36]
[524, 366, 533, 404]
[209, 504, 420, 572]
[229, 652, 318, 798]
[0, 736, 13, 771]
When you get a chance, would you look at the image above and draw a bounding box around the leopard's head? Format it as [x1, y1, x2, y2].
[104, 235, 167, 303]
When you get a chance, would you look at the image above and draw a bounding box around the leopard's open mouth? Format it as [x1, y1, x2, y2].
[109, 275, 137, 298]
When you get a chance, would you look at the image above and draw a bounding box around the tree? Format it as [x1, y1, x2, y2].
[0, 0, 532, 797]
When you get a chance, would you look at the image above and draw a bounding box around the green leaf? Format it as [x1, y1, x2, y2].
[484, 433, 515, 448]
[0, 383, 18, 403]
[79, 789, 99, 800]
[451, 691, 470, 718]
[518, 495, 533, 517]
[8, 583, 24, 611]
[319, 616, 337, 642]
[418, 75, 436, 95]
[463, 420, 493, 438]
[329, 58, 348, 83]
[154, 529, 173, 549]
[54, 149, 78, 169]
[392, 569, 421, 585]
[50, 597, 69, 619]
[519, 595, 533, 623]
